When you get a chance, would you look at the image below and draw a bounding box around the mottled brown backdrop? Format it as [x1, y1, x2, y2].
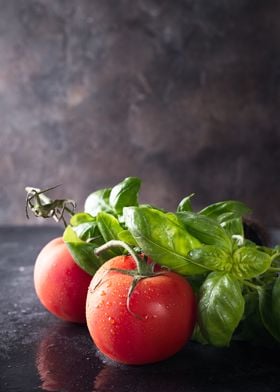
[0, 0, 279, 228]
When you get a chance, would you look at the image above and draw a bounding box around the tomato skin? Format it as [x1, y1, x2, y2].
[34, 237, 92, 323]
[86, 255, 197, 365]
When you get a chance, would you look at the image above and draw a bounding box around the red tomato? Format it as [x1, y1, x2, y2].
[34, 237, 92, 323]
[86, 255, 197, 365]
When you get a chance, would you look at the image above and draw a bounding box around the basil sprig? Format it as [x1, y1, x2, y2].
[84, 177, 141, 217]
[63, 177, 280, 348]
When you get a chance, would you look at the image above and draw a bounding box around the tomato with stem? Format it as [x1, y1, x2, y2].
[86, 240, 197, 365]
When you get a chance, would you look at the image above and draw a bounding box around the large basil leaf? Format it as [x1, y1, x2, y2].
[199, 200, 251, 220]
[109, 177, 141, 215]
[177, 212, 232, 251]
[84, 188, 113, 216]
[259, 278, 280, 342]
[123, 206, 206, 275]
[198, 272, 245, 346]
[232, 247, 271, 279]
[63, 226, 104, 275]
[189, 245, 232, 272]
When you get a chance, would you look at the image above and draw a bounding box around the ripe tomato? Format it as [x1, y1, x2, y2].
[86, 255, 196, 365]
[34, 237, 92, 323]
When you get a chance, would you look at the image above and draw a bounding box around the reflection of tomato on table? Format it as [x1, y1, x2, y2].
[36, 323, 100, 392]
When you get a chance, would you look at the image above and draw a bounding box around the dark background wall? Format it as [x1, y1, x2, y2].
[1, 0, 279, 228]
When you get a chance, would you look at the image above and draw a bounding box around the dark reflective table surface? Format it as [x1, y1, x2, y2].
[1, 226, 280, 392]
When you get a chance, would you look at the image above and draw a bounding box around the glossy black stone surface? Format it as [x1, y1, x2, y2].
[1, 226, 280, 392]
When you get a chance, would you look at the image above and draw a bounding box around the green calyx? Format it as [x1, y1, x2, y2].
[94, 240, 156, 277]
[94, 240, 163, 319]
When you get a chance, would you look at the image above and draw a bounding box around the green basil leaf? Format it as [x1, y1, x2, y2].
[109, 177, 141, 215]
[118, 230, 138, 246]
[189, 245, 232, 272]
[232, 247, 271, 279]
[259, 278, 280, 342]
[177, 193, 195, 212]
[215, 211, 244, 239]
[96, 212, 124, 255]
[84, 188, 113, 216]
[258, 245, 277, 256]
[177, 212, 232, 251]
[140, 204, 167, 213]
[63, 226, 103, 275]
[70, 213, 100, 242]
[192, 324, 209, 345]
[234, 291, 275, 345]
[272, 278, 280, 330]
[123, 206, 206, 275]
[70, 212, 96, 225]
[188, 273, 208, 295]
[72, 222, 100, 242]
[215, 211, 237, 224]
[271, 246, 280, 264]
[234, 291, 261, 342]
[221, 216, 244, 238]
[198, 272, 245, 346]
[96, 212, 124, 242]
[200, 200, 251, 220]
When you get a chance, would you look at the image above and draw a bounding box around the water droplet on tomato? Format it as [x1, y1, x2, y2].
[108, 316, 115, 325]
[95, 299, 105, 309]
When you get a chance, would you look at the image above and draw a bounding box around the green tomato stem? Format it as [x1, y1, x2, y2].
[94, 240, 149, 275]
[271, 253, 280, 263]
[268, 267, 280, 272]
[242, 280, 262, 292]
